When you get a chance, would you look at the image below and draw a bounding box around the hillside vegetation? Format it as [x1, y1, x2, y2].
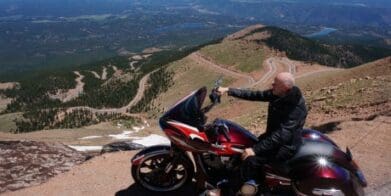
[234, 26, 391, 68]
[200, 39, 267, 72]
[0, 40, 223, 132]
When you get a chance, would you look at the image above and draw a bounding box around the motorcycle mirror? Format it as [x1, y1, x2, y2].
[214, 76, 223, 88]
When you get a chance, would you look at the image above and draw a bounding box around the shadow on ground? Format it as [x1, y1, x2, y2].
[115, 182, 296, 196]
[310, 121, 342, 133]
[115, 183, 198, 196]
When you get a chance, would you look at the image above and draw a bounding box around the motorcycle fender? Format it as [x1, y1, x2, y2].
[131, 145, 171, 166]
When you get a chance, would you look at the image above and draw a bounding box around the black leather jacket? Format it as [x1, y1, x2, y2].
[228, 86, 307, 160]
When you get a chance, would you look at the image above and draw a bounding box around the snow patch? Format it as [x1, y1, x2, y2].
[108, 130, 134, 140]
[108, 126, 145, 140]
[70, 134, 170, 152]
[132, 134, 170, 147]
[79, 135, 103, 140]
[68, 145, 103, 152]
[132, 126, 144, 132]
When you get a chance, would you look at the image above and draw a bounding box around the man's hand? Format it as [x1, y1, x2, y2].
[241, 148, 255, 160]
[217, 87, 229, 95]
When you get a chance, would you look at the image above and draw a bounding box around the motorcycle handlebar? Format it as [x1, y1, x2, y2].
[201, 88, 222, 114]
[209, 87, 221, 104]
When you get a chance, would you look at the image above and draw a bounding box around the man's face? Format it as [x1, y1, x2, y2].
[272, 77, 288, 97]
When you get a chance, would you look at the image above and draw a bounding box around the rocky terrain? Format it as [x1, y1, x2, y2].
[0, 141, 87, 193]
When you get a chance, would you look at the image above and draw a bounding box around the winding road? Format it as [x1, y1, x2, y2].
[50, 71, 85, 103]
[190, 52, 255, 86]
[57, 53, 336, 122]
[251, 58, 277, 87]
[60, 69, 158, 120]
[190, 52, 280, 88]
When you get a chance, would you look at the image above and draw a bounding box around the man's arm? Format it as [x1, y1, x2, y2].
[228, 88, 276, 101]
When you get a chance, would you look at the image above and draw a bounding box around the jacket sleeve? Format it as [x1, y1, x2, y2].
[252, 108, 302, 155]
[228, 88, 276, 101]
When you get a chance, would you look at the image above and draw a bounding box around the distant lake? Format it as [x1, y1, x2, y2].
[305, 27, 337, 38]
[154, 23, 207, 33]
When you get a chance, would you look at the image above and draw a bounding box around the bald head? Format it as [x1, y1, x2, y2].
[276, 72, 295, 89]
[272, 72, 295, 97]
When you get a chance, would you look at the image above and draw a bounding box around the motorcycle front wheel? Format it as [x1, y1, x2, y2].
[131, 151, 194, 192]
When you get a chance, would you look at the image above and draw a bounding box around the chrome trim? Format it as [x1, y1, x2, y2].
[231, 147, 244, 153]
[265, 172, 291, 182]
[279, 181, 291, 186]
[312, 188, 345, 196]
[292, 181, 345, 196]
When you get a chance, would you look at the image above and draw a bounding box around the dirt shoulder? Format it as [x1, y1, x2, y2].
[3, 151, 197, 196]
[3, 151, 135, 196]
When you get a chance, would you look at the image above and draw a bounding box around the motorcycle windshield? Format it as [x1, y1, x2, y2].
[160, 87, 207, 128]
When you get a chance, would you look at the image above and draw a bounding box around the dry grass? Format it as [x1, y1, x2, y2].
[298, 57, 390, 110]
[0, 112, 23, 132]
[225, 24, 265, 41]
[297, 57, 391, 92]
[0, 96, 12, 113]
[0, 82, 19, 90]
[200, 39, 266, 73]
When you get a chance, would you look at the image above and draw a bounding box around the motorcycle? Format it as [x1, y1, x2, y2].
[131, 86, 367, 195]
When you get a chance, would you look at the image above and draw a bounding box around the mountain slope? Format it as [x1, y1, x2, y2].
[1, 24, 390, 194]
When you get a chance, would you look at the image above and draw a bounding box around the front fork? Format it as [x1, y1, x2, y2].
[163, 145, 195, 174]
[164, 146, 215, 191]
[163, 147, 181, 173]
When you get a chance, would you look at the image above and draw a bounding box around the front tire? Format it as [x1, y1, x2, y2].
[131, 151, 194, 192]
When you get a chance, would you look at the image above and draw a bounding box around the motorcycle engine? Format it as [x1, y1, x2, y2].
[200, 153, 241, 176]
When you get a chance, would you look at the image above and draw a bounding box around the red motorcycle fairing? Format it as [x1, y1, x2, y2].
[164, 119, 254, 156]
[210, 119, 258, 147]
[164, 120, 211, 152]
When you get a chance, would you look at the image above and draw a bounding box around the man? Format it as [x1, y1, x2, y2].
[215, 72, 307, 196]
